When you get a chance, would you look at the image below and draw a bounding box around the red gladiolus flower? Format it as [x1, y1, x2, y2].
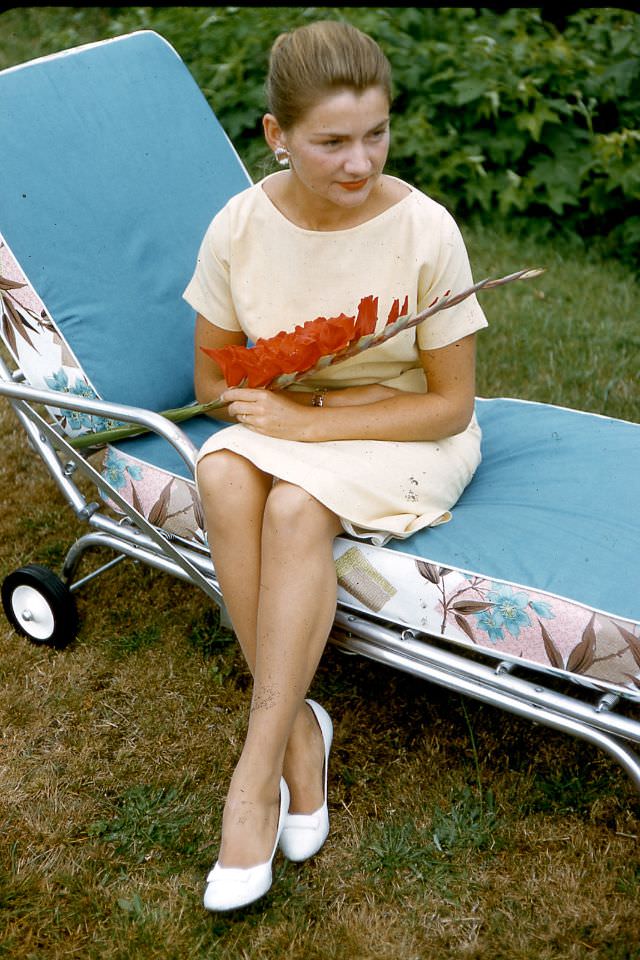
[241, 349, 283, 388]
[208, 344, 251, 386]
[386, 295, 410, 326]
[70, 268, 543, 451]
[353, 296, 379, 339]
[202, 301, 382, 389]
[202, 290, 419, 389]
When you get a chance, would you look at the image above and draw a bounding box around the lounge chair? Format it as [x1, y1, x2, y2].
[1, 31, 639, 791]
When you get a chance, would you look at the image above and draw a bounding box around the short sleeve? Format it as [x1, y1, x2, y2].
[182, 207, 242, 331]
[416, 209, 488, 351]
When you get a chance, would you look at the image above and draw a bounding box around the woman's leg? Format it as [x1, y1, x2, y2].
[197, 453, 328, 797]
[197, 450, 272, 658]
[219, 479, 342, 867]
[197, 455, 341, 866]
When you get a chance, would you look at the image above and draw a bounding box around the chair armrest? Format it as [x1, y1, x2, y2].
[0, 378, 198, 476]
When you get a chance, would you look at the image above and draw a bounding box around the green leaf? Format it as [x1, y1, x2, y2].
[515, 102, 562, 141]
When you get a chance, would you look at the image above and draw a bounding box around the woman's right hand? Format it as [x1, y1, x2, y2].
[223, 387, 319, 441]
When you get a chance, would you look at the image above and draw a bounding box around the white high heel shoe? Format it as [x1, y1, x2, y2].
[279, 700, 333, 863]
[203, 778, 290, 912]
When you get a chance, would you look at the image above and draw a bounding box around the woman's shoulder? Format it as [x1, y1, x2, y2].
[378, 174, 412, 206]
[387, 178, 465, 244]
[385, 177, 451, 218]
[201, 179, 272, 245]
[215, 179, 265, 219]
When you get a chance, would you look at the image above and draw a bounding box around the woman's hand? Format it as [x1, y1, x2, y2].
[224, 388, 316, 441]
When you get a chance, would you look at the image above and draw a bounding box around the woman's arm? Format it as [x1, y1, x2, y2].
[286, 383, 401, 407]
[194, 313, 247, 422]
[193, 312, 398, 422]
[223, 333, 479, 442]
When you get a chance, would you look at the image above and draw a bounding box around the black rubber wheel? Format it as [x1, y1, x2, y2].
[1, 564, 78, 648]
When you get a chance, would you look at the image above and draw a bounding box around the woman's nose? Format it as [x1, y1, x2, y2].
[343, 142, 372, 175]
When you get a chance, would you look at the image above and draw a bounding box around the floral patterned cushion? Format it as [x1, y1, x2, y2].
[334, 542, 640, 699]
[0, 230, 207, 542]
[97, 444, 206, 543]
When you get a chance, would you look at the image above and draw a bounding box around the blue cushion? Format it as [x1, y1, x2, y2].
[0, 31, 250, 411]
[117, 398, 640, 622]
[116, 413, 229, 473]
[387, 398, 640, 622]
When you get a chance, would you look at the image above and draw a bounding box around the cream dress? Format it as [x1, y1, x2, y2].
[183, 174, 488, 546]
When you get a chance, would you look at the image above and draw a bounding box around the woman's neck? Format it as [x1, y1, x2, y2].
[262, 172, 410, 232]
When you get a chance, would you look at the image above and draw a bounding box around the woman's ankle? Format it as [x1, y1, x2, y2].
[218, 786, 282, 869]
[283, 702, 325, 814]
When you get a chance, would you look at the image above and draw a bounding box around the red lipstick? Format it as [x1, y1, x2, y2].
[338, 178, 368, 191]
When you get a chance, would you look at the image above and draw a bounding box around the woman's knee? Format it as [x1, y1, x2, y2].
[197, 450, 257, 493]
[197, 452, 271, 526]
[263, 482, 341, 541]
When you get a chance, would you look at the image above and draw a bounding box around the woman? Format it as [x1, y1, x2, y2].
[183, 19, 487, 912]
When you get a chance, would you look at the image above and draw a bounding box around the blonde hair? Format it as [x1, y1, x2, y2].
[266, 20, 392, 130]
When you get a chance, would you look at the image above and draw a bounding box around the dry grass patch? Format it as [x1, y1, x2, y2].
[2, 579, 640, 958]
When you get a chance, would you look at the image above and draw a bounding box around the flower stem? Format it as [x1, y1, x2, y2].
[68, 397, 227, 450]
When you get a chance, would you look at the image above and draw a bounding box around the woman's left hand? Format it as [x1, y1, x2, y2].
[223, 388, 314, 441]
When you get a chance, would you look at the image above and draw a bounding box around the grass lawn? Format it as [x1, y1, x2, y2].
[1, 8, 639, 960]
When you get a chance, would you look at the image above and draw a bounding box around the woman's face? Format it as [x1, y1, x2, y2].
[283, 86, 391, 214]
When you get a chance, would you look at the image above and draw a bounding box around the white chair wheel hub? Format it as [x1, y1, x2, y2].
[11, 585, 56, 640]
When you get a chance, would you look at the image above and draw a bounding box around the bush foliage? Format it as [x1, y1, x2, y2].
[2, 6, 639, 264]
[98, 5, 639, 265]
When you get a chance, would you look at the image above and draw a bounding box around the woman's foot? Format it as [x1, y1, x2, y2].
[280, 700, 333, 862]
[217, 773, 283, 869]
[203, 778, 290, 912]
[283, 699, 328, 814]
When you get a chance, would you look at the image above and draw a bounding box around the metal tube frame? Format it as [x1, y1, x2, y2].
[331, 611, 640, 791]
[1, 368, 640, 792]
[0, 364, 223, 607]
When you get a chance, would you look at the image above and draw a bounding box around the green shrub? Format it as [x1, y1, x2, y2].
[369, 7, 640, 265]
[2, 6, 639, 263]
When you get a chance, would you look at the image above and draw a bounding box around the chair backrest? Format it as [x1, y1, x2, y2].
[0, 31, 251, 412]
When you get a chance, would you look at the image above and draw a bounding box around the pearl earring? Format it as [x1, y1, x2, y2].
[274, 146, 289, 166]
